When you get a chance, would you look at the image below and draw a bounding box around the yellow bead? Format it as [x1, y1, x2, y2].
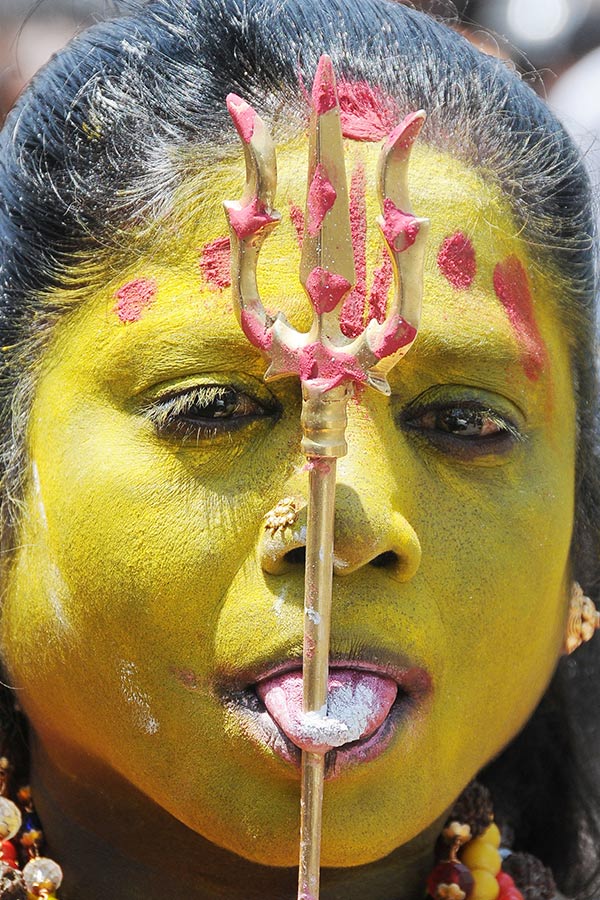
[461, 837, 501, 875]
[482, 822, 502, 848]
[470, 868, 500, 900]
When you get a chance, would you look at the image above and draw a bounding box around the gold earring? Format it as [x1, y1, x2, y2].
[264, 497, 300, 533]
[564, 582, 600, 654]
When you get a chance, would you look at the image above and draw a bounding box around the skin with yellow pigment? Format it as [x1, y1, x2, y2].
[0, 141, 575, 899]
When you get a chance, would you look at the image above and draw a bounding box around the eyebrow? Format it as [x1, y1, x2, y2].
[406, 326, 547, 384]
[101, 329, 269, 395]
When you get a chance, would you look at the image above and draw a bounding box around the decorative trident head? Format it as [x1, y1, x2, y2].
[223, 55, 429, 399]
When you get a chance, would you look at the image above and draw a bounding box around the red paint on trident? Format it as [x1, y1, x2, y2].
[307, 164, 337, 236]
[226, 94, 257, 143]
[227, 196, 278, 240]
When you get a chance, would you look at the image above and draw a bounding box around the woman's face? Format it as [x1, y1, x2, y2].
[1, 140, 575, 866]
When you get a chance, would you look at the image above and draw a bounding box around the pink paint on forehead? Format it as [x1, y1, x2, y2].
[493, 256, 547, 381]
[113, 278, 157, 323]
[369, 253, 393, 323]
[381, 199, 420, 253]
[340, 163, 367, 338]
[307, 163, 337, 236]
[227, 196, 278, 240]
[437, 232, 476, 290]
[199, 236, 231, 289]
[305, 267, 351, 314]
[337, 80, 398, 142]
[226, 93, 256, 143]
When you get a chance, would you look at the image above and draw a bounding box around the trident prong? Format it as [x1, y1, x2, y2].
[224, 58, 429, 395]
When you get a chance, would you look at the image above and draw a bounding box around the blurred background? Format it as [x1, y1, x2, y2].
[1, 0, 599, 178]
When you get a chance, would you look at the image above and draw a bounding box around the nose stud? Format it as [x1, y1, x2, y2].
[264, 497, 301, 532]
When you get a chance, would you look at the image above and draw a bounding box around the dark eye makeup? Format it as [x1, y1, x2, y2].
[142, 383, 281, 441]
[399, 392, 525, 460]
[142, 377, 524, 462]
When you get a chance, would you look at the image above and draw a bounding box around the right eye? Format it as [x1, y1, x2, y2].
[143, 383, 280, 441]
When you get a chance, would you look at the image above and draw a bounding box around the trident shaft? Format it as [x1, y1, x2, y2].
[224, 55, 429, 900]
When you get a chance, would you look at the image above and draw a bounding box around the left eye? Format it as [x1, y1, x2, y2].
[144, 384, 278, 439]
[400, 397, 523, 459]
[415, 406, 505, 437]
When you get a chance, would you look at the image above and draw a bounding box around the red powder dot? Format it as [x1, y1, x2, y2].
[226, 195, 277, 240]
[113, 278, 157, 323]
[437, 232, 476, 290]
[312, 56, 337, 114]
[493, 255, 546, 381]
[226, 93, 256, 143]
[199, 236, 231, 290]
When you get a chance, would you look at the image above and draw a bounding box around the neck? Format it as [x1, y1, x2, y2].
[30, 735, 442, 900]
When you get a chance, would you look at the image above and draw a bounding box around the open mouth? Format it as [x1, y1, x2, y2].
[222, 660, 431, 780]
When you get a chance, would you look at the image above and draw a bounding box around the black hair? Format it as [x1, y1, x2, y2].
[0, 0, 599, 894]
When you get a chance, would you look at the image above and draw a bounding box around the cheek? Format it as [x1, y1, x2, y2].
[413, 452, 571, 753]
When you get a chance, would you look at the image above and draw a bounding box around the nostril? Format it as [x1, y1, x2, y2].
[370, 550, 400, 569]
[283, 547, 306, 566]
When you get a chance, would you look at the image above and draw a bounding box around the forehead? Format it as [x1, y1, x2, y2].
[45, 137, 571, 424]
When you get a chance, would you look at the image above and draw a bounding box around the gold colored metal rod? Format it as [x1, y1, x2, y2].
[298, 456, 338, 900]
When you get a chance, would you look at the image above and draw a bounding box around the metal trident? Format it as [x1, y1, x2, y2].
[224, 55, 429, 900]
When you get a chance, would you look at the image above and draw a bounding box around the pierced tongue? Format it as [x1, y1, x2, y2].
[256, 668, 398, 754]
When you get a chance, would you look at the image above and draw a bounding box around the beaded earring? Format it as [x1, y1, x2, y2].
[564, 581, 600, 654]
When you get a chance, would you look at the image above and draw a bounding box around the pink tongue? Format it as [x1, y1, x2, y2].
[256, 668, 398, 754]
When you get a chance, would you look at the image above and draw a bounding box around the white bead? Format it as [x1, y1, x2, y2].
[0, 797, 21, 840]
[23, 856, 63, 892]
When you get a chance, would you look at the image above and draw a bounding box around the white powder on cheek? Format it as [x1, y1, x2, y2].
[119, 660, 160, 735]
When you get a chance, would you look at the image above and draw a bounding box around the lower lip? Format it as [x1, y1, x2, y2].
[223, 665, 430, 780]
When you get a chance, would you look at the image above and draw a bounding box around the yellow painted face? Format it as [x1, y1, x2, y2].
[1, 138, 575, 867]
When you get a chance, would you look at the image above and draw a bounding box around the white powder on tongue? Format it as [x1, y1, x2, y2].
[296, 681, 382, 749]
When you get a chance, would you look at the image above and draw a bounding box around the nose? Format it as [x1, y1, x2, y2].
[259, 442, 421, 582]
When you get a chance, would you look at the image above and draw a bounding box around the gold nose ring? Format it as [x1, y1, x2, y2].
[264, 497, 301, 532]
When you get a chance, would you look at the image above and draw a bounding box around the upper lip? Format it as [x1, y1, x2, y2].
[216, 649, 432, 701]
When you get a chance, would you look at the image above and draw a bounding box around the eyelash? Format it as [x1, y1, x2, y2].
[400, 400, 524, 458]
[143, 384, 279, 440]
[143, 383, 522, 461]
